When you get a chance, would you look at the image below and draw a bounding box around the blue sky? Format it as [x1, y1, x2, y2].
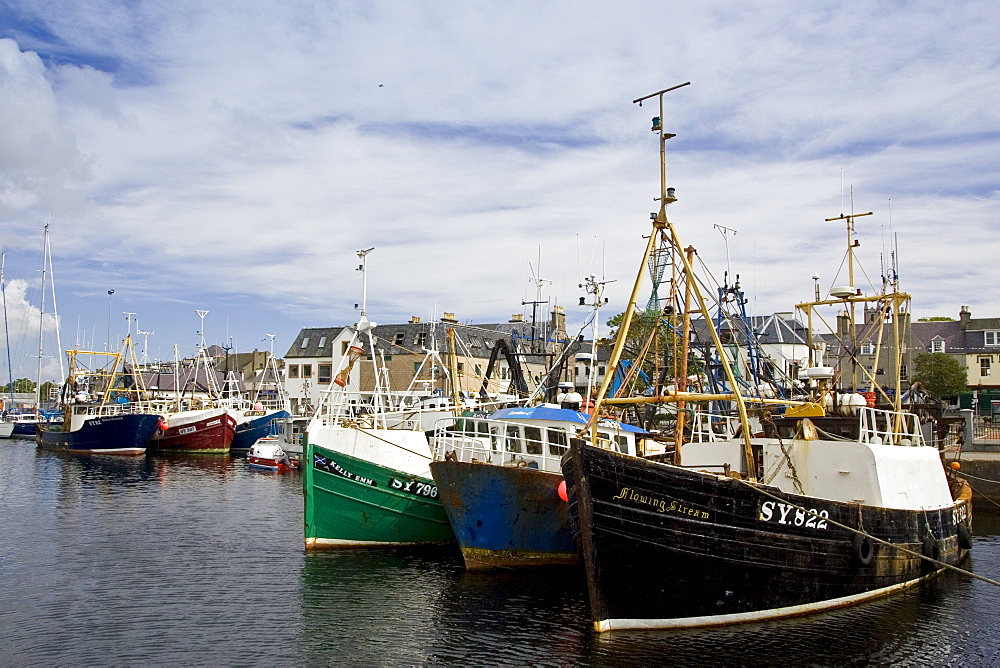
[1, 0, 998, 383]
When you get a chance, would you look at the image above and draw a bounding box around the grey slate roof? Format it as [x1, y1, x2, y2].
[284, 320, 565, 359]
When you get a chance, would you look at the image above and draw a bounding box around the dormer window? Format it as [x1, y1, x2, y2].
[986, 331, 1000, 347]
[394, 332, 405, 345]
[930, 338, 945, 354]
[860, 343, 875, 356]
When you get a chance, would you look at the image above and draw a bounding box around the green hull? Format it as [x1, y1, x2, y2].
[303, 440, 454, 548]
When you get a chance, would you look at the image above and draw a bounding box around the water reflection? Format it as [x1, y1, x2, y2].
[3, 436, 998, 666]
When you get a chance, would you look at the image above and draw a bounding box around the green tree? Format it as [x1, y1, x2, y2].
[1, 378, 36, 394]
[911, 353, 967, 397]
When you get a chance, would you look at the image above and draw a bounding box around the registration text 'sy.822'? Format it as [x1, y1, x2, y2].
[758, 501, 830, 529]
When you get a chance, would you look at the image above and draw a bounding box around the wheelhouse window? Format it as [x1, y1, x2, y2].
[524, 426, 543, 455]
[547, 429, 568, 456]
[505, 426, 521, 453]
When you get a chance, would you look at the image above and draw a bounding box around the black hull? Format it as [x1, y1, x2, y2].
[561, 441, 973, 630]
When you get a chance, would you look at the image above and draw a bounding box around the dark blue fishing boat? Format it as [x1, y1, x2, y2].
[429, 405, 646, 569]
[37, 335, 161, 455]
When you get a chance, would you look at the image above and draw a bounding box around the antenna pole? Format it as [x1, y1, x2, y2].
[196, 310, 209, 349]
[356, 248, 375, 317]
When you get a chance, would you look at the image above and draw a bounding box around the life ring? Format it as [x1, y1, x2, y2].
[921, 534, 940, 571]
[851, 533, 875, 566]
[957, 523, 973, 550]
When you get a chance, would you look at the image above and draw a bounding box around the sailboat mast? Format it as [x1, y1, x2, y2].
[1, 253, 13, 411]
[35, 225, 49, 414]
[44, 225, 64, 381]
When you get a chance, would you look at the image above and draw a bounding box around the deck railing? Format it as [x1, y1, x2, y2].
[430, 417, 619, 474]
[858, 406, 925, 447]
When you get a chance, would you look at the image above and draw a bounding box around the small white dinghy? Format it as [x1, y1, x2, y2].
[247, 436, 299, 472]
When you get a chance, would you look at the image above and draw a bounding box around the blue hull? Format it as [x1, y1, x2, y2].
[429, 460, 577, 569]
[11, 422, 38, 437]
[37, 413, 160, 455]
[231, 410, 289, 450]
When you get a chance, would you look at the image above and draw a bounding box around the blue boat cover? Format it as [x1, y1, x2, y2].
[488, 405, 647, 434]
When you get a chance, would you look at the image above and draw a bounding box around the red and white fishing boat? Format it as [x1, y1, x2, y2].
[247, 436, 298, 471]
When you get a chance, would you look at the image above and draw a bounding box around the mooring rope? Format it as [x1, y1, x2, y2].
[732, 477, 1000, 588]
[963, 479, 1000, 510]
[954, 469, 1000, 485]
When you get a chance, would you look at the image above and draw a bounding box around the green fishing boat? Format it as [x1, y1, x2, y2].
[303, 434, 453, 547]
[302, 248, 455, 548]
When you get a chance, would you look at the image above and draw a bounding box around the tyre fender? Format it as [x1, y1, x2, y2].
[851, 533, 875, 566]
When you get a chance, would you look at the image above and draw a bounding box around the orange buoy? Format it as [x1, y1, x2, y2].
[557, 480, 568, 502]
[950, 461, 961, 470]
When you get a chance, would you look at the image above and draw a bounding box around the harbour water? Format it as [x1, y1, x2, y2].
[2, 438, 999, 666]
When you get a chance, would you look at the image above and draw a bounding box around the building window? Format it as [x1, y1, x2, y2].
[318, 336, 327, 348]
[416, 332, 427, 346]
[414, 362, 422, 373]
[986, 331, 1000, 347]
[288, 365, 299, 379]
[457, 362, 464, 373]
[301, 337, 310, 349]
[394, 332, 405, 345]
[900, 364, 908, 380]
[302, 364, 313, 378]
[598, 366, 606, 376]
[930, 339, 945, 353]
[318, 364, 332, 384]
[980, 357, 991, 378]
[860, 343, 875, 356]
[470, 336, 480, 347]
[342, 342, 350, 354]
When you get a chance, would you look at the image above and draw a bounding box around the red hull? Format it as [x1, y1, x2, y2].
[150, 411, 237, 453]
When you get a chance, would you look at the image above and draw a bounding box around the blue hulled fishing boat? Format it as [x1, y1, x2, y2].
[429, 405, 647, 569]
[37, 335, 161, 455]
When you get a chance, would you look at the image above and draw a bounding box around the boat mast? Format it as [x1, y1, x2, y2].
[824, 209, 872, 391]
[1, 253, 13, 413]
[35, 224, 50, 415]
[587, 84, 690, 437]
[588, 82, 757, 479]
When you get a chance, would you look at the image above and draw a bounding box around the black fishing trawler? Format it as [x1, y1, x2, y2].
[561, 82, 973, 632]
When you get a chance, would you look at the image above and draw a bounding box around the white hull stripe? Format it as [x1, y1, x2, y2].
[596, 570, 939, 632]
